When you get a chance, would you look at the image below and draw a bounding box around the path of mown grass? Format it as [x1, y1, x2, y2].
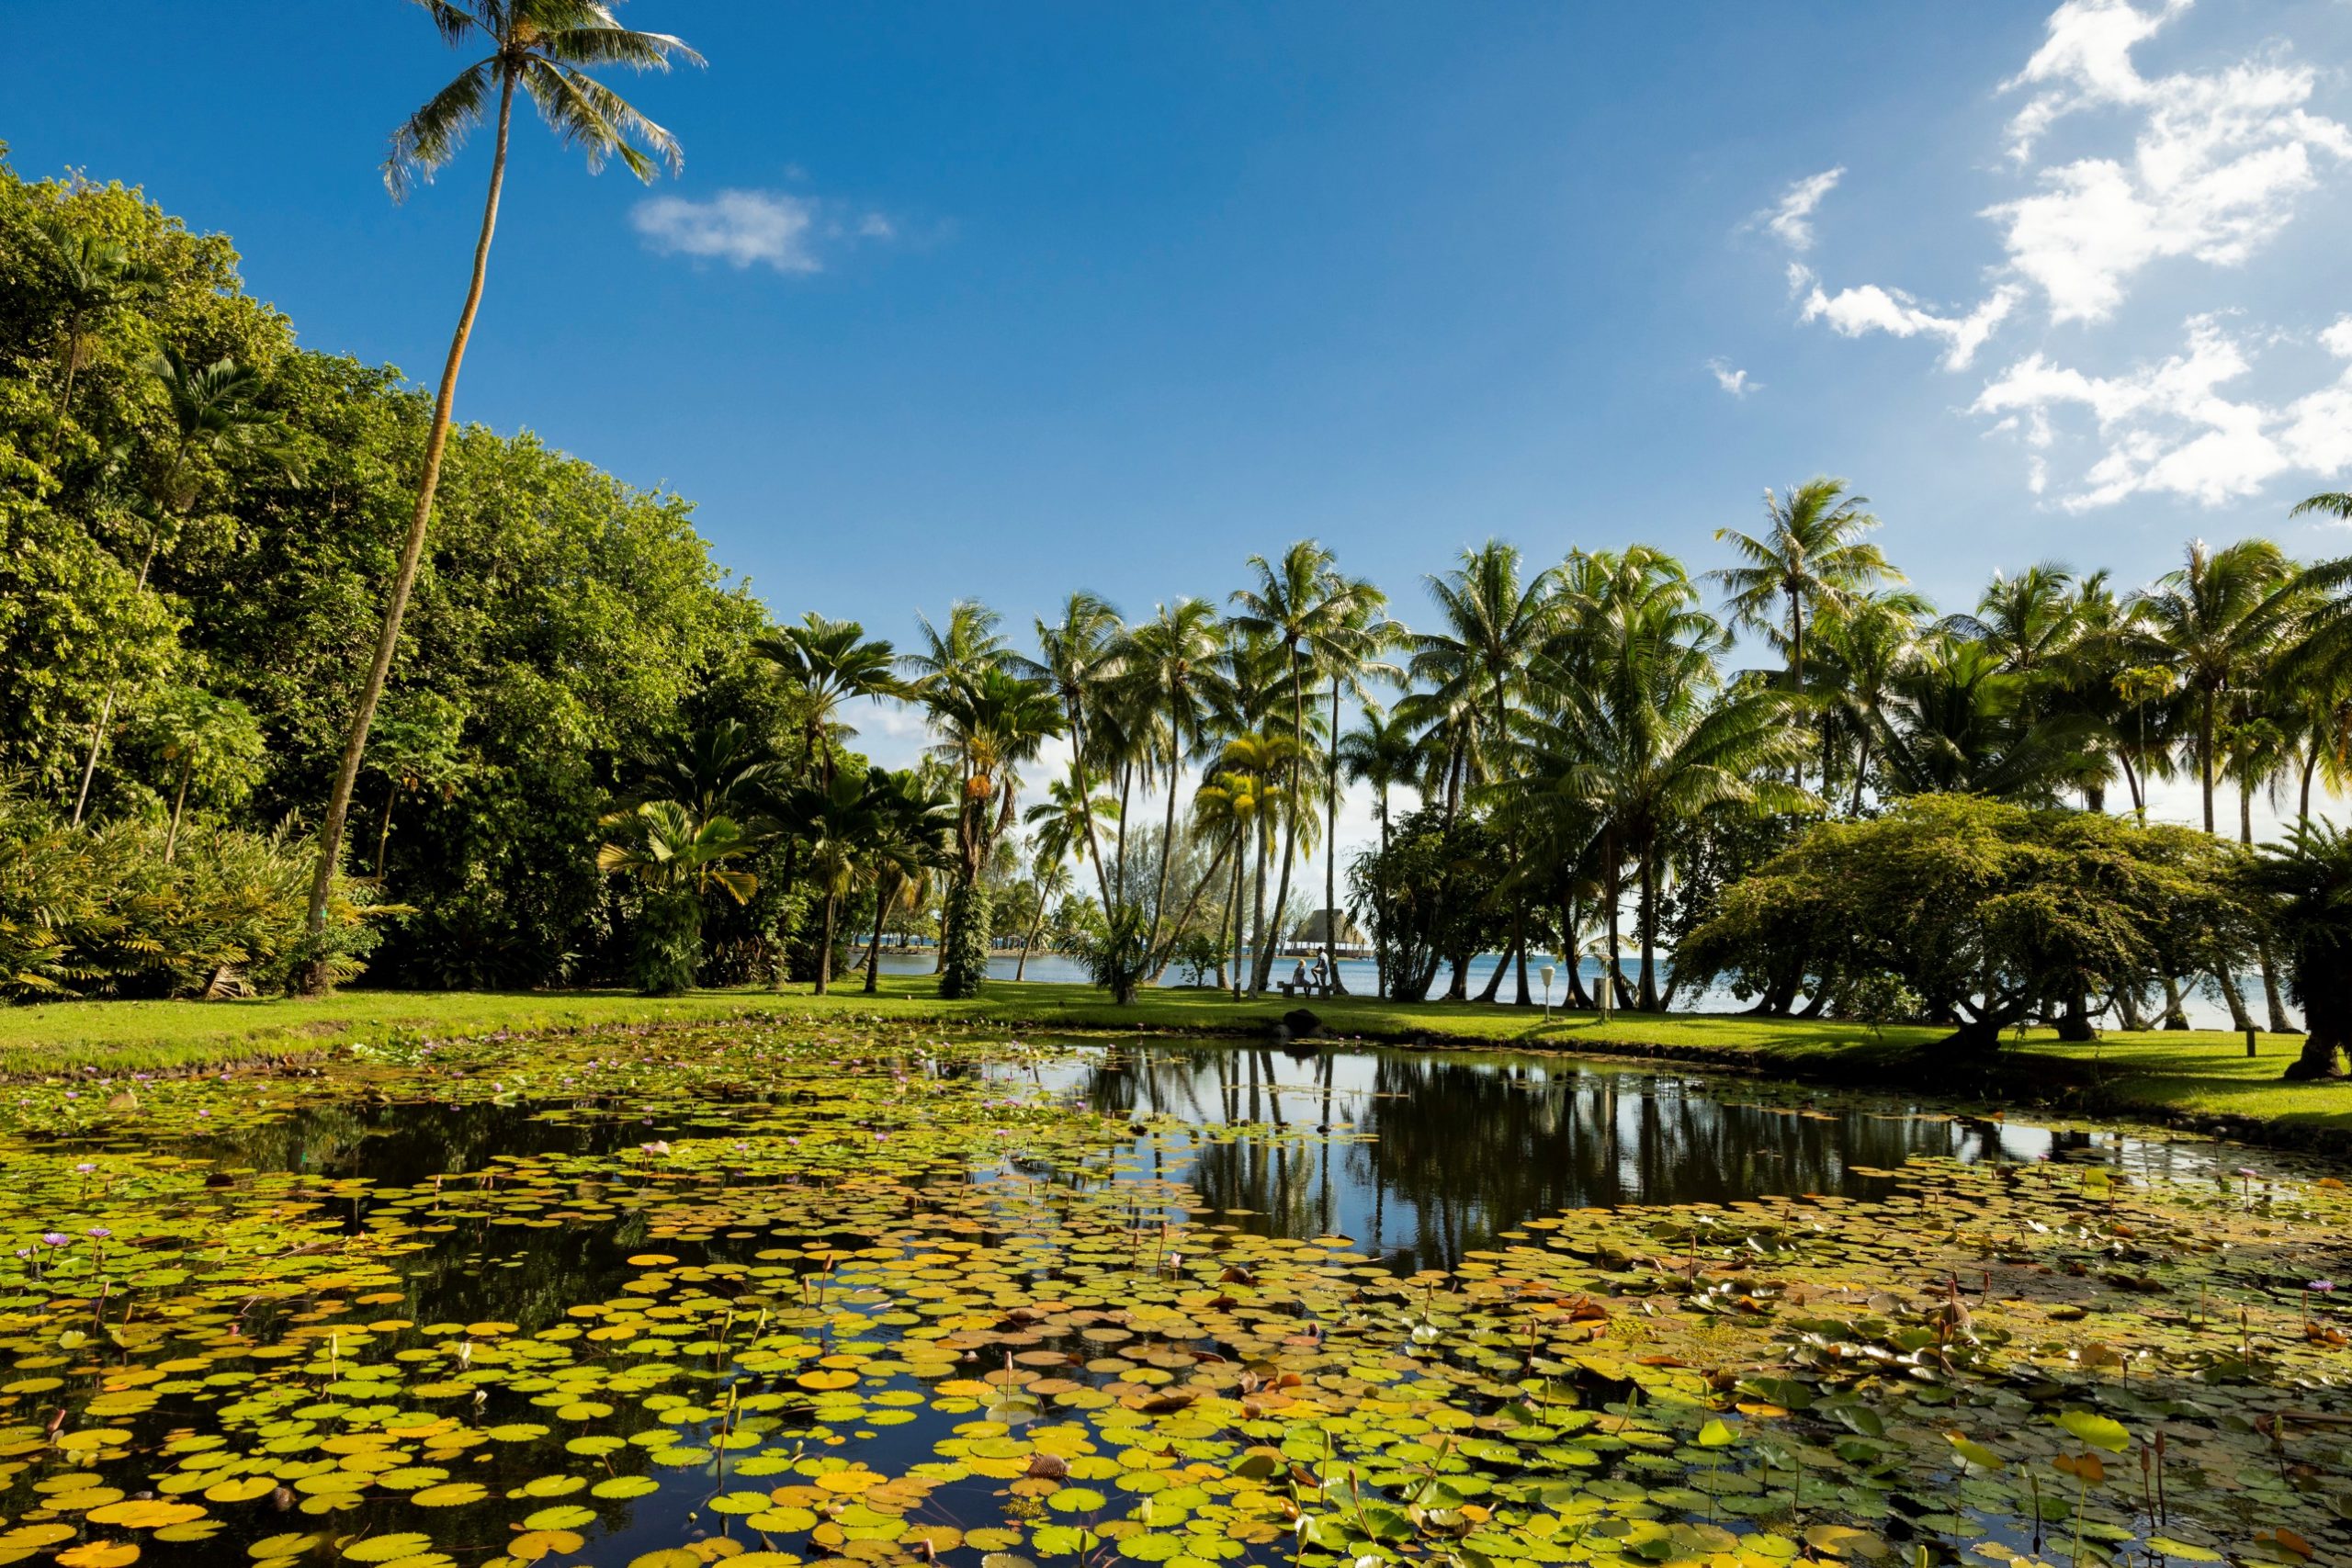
[2, 975, 2343, 1136]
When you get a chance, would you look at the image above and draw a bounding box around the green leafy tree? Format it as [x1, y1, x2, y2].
[307, 0, 701, 988]
[1680, 795, 2258, 1052]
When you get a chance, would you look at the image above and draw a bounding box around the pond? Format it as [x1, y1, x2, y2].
[0, 1022, 2343, 1568]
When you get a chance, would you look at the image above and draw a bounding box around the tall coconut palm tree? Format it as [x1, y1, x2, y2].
[1232, 542, 1387, 992]
[1337, 702, 1421, 861]
[1708, 479, 1896, 787]
[1014, 592, 1125, 895]
[1313, 596, 1400, 992]
[305, 0, 700, 990]
[1531, 546, 1809, 1009]
[2126, 538, 2305, 835]
[1114, 598, 1230, 956]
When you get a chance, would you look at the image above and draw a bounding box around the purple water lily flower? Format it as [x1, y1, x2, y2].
[40, 1233, 70, 1248]
[86, 1228, 110, 1240]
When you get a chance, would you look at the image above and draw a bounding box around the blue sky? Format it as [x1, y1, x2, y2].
[9, 0, 2352, 831]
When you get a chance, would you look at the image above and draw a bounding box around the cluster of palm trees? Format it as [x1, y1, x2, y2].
[619, 476, 2352, 1015]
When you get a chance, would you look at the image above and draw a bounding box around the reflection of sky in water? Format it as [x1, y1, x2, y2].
[994, 1043, 2236, 1272]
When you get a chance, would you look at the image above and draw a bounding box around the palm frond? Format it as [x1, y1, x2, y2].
[384, 58, 498, 198]
[519, 58, 684, 180]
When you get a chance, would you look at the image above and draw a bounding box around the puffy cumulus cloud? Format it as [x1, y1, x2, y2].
[630, 188, 902, 273]
[1799, 281, 2023, 370]
[1971, 314, 2352, 511]
[1758, 167, 1844, 252]
[1707, 359, 1758, 397]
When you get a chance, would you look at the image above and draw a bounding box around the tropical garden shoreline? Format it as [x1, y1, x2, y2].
[7, 984, 2342, 1153]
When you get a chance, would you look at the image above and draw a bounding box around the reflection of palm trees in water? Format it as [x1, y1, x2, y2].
[1074, 1045, 2000, 1272]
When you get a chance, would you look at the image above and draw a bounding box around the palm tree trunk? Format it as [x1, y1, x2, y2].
[164, 755, 192, 863]
[863, 875, 892, 994]
[2199, 689, 2217, 834]
[814, 889, 839, 995]
[375, 781, 397, 881]
[1248, 823, 1271, 998]
[1016, 890, 1047, 982]
[1258, 650, 1308, 993]
[1325, 681, 1346, 994]
[1226, 826, 1249, 998]
[1114, 761, 1135, 906]
[2301, 743, 2319, 825]
[300, 70, 519, 992]
[1636, 836, 1660, 1011]
[1145, 745, 1181, 957]
[70, 536, 161, 828]
[1147, 840, 1232, 984]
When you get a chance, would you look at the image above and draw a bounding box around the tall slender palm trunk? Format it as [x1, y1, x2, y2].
[864, 877, 894, 994]
[1324, 682, 1347, 994]
[300, 73, 518, 992]
[70, 532, 164, 826]
[1254, 652, 1308, 993]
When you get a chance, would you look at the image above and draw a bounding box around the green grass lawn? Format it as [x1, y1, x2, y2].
[1, 976, 2341, 1136]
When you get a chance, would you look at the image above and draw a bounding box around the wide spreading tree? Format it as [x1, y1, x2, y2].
[1679, 795, 2259, 1050]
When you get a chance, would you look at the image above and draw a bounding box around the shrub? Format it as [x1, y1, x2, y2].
[0, 789, 386, 1000]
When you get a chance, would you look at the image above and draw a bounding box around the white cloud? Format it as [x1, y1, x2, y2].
[1772, 0, 2352, 505]
[1758, 167, 1844, 252]
[1799, 282, 2023, 370]
[1987, 0, 2352, 323]
[1971, 313, 2352, 510]
[631, 189, 909, 273]
[1706, 358, 1758, 397]
[633, 189, 824, 272]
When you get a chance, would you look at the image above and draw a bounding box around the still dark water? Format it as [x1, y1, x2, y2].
[225, 1040, 2211, 1278]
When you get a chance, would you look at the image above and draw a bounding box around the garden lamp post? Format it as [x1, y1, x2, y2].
[1540, 962, 1555, 1024]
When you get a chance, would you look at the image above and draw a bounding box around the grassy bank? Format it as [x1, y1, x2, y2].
[1, 977, 2341, 1140]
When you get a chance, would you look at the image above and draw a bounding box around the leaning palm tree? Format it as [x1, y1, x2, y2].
[1708, 479, 1897, 787]
[1113, 598, 1230, 957]
[304, 0, 701, 990]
